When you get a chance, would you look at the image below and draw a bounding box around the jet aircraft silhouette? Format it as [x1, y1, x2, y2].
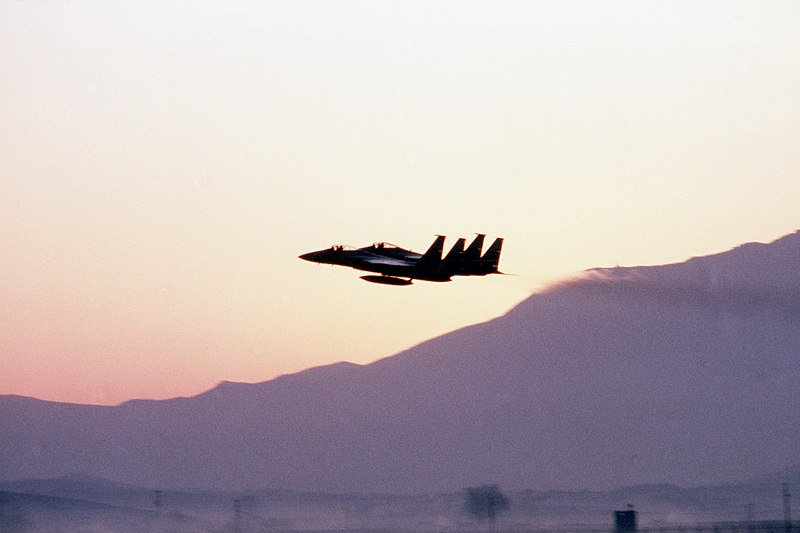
[299, 234, 503, 285]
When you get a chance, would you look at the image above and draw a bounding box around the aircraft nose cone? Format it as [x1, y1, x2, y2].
[299, 250, 324, 262]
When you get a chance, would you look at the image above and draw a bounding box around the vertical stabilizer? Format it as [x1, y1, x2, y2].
[480, 237, 503, 272]
[464, 234, 485, 261]
[444, 237, 466, 262]
[419, 235, 446, 265]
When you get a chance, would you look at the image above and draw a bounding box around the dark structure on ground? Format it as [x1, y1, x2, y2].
[615, 508, 637, 532]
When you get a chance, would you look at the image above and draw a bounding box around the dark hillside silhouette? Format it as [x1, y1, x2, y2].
[2, 231, 800, 493]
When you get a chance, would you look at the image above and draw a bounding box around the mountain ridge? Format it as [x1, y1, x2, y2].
[2, 230, 799, 493]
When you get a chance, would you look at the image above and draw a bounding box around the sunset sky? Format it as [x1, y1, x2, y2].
[2, 1, 799, 405]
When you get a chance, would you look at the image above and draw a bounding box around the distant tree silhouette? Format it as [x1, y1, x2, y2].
[464, 484, 510, 531]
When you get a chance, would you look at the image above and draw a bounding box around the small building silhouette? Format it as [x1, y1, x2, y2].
[614, 507, 637, 532]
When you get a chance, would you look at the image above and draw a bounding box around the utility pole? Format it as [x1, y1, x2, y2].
[232, 498, 242, 533]
[784, 483, 792, 533]
[744, 503, 754, 524]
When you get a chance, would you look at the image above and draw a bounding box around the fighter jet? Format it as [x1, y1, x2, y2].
[299, 234, 503, 285]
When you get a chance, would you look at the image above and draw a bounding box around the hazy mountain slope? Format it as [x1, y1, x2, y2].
[2, 232, 799, 493]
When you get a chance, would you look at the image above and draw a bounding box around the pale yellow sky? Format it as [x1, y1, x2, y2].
[2, 1, 799, 404]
